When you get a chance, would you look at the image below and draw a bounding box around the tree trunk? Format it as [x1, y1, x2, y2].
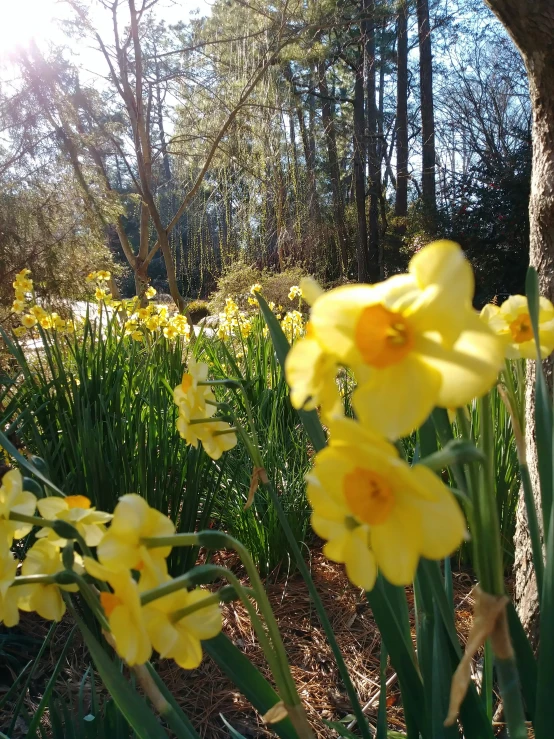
[354, 50, 369, 281]
[395, 0, 409, 221]
[484, 0, 554, 641]
[317, 59, 349, 274]
[283, 63, 321, 225]
[363, 0, 381, 282]
[416, 0, 436, 214]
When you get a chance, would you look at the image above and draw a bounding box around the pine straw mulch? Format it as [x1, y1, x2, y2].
[1, 554, 480, 738]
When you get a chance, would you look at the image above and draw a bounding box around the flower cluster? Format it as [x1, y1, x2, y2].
[280, 309, 305, 343]
[480, 294, 554, 359]
[123, 301, 191, 343]
[10, 269, 75, 336]
[288, 285, 302, 301]
[217, 297, 253, 340]
[285, 240, 507, 587]
[0, 470, 222, 669]
[173, 358, 237, 460]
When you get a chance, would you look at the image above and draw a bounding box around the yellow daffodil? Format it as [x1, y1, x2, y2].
[86, 271, 98, 282]
[307, 417, 465, 589]
[95, 494, 175, 573]
[36, 495, 112, 547]
[96, 270, 111, 281]
[14, 277, 33, 292]
[84, 558, 152, 666]
[285, 325, 342, 418]
[250, 283, 263, 295]
[13, 326, 27, 337]
[14, 288, 26, 302]
[136, 306, 152, 320]
[95, 287, 109, 301]
[39, 315, 53, 329]
[291, 241, 504, 439]
[299, 276, 324, 305]
[281, 310, 305, 342]
[131, 330, 144, 342]
[196, 421, 237, 460]
[17, 268, 31, 277]
[143, 580, 222, 669]
[145, 315, 161, 331]
[11, 299, 25, 314]
[176, 416, 210, 449]
[0, 469, 37, 545]
[145, 286, 156, 299]
[20, 314, 37, 329]
[173, 360, 216, 421]
[163, 325, 179, 340]
[30, 305, 47, 320]
[288, 285, 302, 300]
[18, 540, 79, 621]
[247, 296, 258, 306]
[0, 544, 19, 627]
[481, 295, 554, 360]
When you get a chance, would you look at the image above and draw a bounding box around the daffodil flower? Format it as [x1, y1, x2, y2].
[143, 582, 222, 670]
[36, 495, 112, 547]
[173, 360, 216, 421]
[84, 557, 152, 666]
[285, 326, 342, 418]
[481, 295, 554, 360]
[195, 421, 237, 460]
[95, 494, 175, 573]
[0, 469, 37, 545]
[0, 543, 19, 627]
[20, 314, 37, 329]
[17, 540, 80, 621]
[288, 241, 504, 439]
[306, 417, 466, 589]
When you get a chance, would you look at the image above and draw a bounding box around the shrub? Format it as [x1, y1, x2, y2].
[208, 260, 307, 315]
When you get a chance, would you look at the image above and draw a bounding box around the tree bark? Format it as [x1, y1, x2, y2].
[363, 0, 381, 282]
[484, 0, 554, 641]
[395, 0, 409, 221]
[416, 0, 437, 214]
[354, 50, 369, 281]
[317, 59, 350, 274]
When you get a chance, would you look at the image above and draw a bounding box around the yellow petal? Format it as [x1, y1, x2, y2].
[419, 312, 504, 408]
[353, 354, 441, 439]
[170, 629, 203, 669]
[371, 505, 422, 586]
[309, 284, 375, 363]
[343, 530, 377, 591]
[32, 584, 65, 621]
[37, 497, 68, 519]
[409, 240, 473, 295]
[411, 467, 466, 560]
[181, 589, 222, 640]
[144, 610, 178, 658]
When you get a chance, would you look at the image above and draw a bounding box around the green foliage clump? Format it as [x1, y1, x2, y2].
[208, 261, 307, 314]
[186, 299, 210, 324]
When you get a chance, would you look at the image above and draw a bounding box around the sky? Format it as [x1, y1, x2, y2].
[0, 0, 210, 59]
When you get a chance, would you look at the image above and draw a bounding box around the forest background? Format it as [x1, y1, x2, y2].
[0, 0, 530, 313]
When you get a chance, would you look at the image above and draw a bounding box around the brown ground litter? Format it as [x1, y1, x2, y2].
[1, 555, 486, 738]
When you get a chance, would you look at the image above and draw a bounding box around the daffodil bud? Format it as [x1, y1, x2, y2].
[22, 477, 44, 498]
[29, 455, 49, 476]
[51, 519, 80, 540]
